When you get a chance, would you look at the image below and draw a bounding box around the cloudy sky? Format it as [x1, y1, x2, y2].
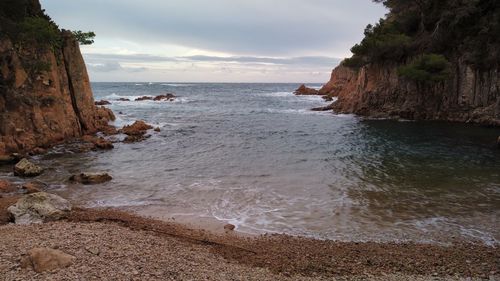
[41, 0, 386, 82]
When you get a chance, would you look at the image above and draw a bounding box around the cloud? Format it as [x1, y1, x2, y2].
[86, 61, 148, 73]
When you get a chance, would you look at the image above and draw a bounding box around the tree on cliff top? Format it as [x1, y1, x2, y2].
[344, 0, 500, 72]
[72, 31, 96, 45]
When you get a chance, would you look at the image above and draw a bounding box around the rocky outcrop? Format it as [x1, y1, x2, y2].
[21, 247, 75, 273]
[294, 84, 321, 96]
[8, 192, 71, 224]
[14, 158, 43, 177]
[0, 2, 115, 158]
[69, 173, 112, 184]
[0, 179, 17, 193]
[319, 62, 500, 125]
[135, 94, 176, 102]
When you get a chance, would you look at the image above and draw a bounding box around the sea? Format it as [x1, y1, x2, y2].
[4, 82, 500, 245]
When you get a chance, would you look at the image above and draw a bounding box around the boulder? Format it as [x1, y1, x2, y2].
[154, 127, 161, 132]
[153, 93, 176, 101]
[294, 84, 320, 95]
[69, 173, 112, 185]
[121, 121, 153, 136]
[22, 181, 49, 194]
[14, 158, 43, 177]
[95, 100, 111, 105]
[123, 134, 151, 143]
[0, 179, 17, 193]
[117, 98, 130, 101]
[224, 224, 236, 231]
[8, 192, 71, 224]
[21, 248, 75, 273]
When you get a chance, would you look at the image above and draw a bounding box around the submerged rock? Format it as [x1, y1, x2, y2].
[135, 96, 153, 101]
[294, 84, 320, 95]
[95, 100, 111, 105]
[22, 181, 49, 194]
[123, 135, 151, 143]
[8, 192, 71, 224]
[117, 98, 130, 101]
[21, 247, 75, 273]
[0, 153, 22, 165]
[14, 158, 43, 177]
[0, 179, 17, 193]
[69, 173, 112, 185]
[82, 135, 114, 150]
[153, 93, 176, 101]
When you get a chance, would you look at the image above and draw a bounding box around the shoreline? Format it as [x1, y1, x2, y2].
[1, 196, 498, 280]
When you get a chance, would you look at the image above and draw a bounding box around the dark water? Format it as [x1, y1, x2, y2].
[4, 83, 500, 244]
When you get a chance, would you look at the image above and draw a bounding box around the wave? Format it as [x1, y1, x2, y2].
[261, 92, 293, 98]
[160, 83, 194, 87]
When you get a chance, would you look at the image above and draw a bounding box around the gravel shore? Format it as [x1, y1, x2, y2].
[0, 207, 497, 281]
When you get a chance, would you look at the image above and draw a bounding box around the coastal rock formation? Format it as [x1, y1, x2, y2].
[7, 192, 71, 224]
[82, 135, 114, 150]
[21, 247, 75, 273]
[294, 84, 321, 96]
[0, 1, 115, 158]
[319, 63, 500, 125]
[69, 173, 112, 184]
[135, 94, 176, 102]
[121, 121, 153, 136]
[14, 158, 43, 177]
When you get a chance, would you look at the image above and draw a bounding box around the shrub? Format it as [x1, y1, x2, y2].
[398, 54, 451, 82]
[17, 17, 62, 50]
[72, 31, 96, 45]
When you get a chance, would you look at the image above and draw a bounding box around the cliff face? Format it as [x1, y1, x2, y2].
[0, 6, 114, 156]
[320, 61, 500, 126]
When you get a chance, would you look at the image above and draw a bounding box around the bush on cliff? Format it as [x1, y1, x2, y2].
[344, 0, 500, 73]
[398, 54, 451, 82]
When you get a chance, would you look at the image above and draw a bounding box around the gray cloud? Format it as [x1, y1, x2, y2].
[84, 53, 341, 67]
[41, 0, 386, 56]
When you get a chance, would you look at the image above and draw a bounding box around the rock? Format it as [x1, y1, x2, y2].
[311, 103, 335, 111]
[21, 247, 75, 273]
[224, 224, 236, 231]
[117, 98, 130, 101]
[14, 158, 43, 177]
[82, 135, 114, 150]
[29, 147, 47, 155]
[0, 153, 22, 165]
[22, 181, 49, 194]
[294, 84, 320, 95]
[153, 93, 176, 101]
[135, 96, 153, 101]
[95, 100, 111, 105]
[123, 135, 151, 143]
[322, 95, 334, 102]
[69, 173, 112, 184]
[121, 121, 153, 136]
[7, 192, 71, 224]
[0, 179, 17, 193]
[154, 127, 161, 132]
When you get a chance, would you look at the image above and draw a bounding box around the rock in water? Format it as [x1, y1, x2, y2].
[69, 173, 112, 184]
[22, 181, 49, 194]
[14, 158, 43, 177]
[121, 121, 153, 136]
[294, 84, 320, 95]
[0, 179, 17, 193]
[8, 192, 71, 224]
[21, 248, 75, 273]
[224, 224, 236, 231]
[95, 100, 111, 105]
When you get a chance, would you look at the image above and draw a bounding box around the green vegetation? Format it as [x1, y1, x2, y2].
[72, 31, 96, 45]
[398, 54, 451, 82]
[344, 0, 500, 75]
[18, 17, 62, 49]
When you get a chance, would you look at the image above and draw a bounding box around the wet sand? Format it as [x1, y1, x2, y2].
[1, 198, 498, 280]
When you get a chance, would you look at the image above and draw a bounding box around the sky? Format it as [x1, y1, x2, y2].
[40, 0, 387, 83]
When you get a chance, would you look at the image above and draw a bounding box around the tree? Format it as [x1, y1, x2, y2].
[72, 30, 96, 45]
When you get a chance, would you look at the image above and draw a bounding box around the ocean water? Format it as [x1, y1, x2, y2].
[5, 83, 500, 244]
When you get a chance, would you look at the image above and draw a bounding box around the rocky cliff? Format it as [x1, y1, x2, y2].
[0, 1, 114, 156]
[319, 61, 500, 126]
